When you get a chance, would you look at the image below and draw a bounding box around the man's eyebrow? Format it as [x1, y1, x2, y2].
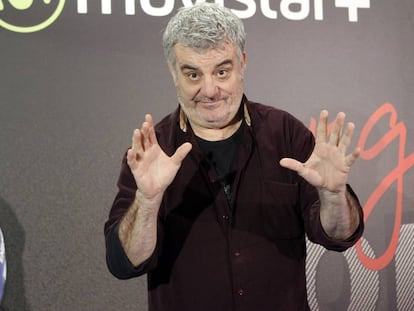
[179, 59, 234, 72]
[216, 59, 233, 67]
[180, 64, 198, 72]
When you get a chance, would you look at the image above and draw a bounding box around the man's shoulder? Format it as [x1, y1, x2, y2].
[155, 107, 180, 130]
[153, 107, 184, 154]
[246, 99, 301, 127]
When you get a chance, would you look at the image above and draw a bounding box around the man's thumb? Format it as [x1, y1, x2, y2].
[172, 142, 192, 164]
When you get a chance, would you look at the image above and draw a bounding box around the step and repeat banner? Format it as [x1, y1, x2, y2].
[1, 1, 413, 310]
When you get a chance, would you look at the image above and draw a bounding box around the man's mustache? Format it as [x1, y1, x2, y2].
[194, 95, 229, 103]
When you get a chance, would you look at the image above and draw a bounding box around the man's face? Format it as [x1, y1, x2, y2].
[168, 43, 246, 135]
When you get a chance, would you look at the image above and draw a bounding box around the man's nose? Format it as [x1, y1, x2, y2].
[200, 76, 218, 97]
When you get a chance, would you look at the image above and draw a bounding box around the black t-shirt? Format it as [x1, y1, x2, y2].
[195, 121, 245, 206]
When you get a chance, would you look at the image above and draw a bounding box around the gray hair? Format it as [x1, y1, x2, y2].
[162, 3, 246, 66]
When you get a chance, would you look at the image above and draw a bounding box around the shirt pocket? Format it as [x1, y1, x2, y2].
[261, 180, 304, 240]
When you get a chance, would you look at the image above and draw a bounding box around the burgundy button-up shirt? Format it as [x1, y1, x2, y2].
[104, 96, 364, 311]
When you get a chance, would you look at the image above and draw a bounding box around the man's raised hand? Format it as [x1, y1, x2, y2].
[280, 110, 360, 193]
[127, 114, 192, 201]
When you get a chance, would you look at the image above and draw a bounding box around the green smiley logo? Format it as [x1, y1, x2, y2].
[0, 0, 65, 33]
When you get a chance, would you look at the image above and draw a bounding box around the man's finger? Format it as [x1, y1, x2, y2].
[338, 122, 355, 154]
[345, 147, 360, 167]
[172, 142, 192, 165]
[144, 114, 157, 147]
[141, 122, 151, 151]
[315, 110, 329, 144]
[279, 158, 304, 173]
[280, 158, 323, 187]
[126, 148, 138, 169]
[131, 129, 143, 155]
[329, 112, 345, 146]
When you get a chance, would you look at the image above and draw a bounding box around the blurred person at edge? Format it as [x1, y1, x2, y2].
[104, 3, 363, 311]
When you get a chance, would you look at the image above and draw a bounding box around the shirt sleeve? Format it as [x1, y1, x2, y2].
[284, 113, 364, 251]
[104, 153, 160, 279]
[105, 222, 153, 279]
[305, 184, 364, 252]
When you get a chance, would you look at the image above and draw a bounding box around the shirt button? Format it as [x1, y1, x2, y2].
[237, 289, 244, 296]
[222, 215, 229, 220]
[234, 252, 241, 257]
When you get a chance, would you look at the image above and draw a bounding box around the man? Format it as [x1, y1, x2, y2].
[104, 3, 363, 310]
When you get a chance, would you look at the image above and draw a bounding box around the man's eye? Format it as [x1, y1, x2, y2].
[187, 72, 199, 81]
[217, 70, 228, 78]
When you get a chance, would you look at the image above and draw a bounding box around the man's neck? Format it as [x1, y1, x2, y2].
[191, 118, 243, 141]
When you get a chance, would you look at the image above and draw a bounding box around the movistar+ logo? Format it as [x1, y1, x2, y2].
[0, 0, 65, 33]
[0, 0, 370, 34]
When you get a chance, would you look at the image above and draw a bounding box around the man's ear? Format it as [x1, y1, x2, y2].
[167, 62, 178, 86]
[241, 52, 247, 73]
[240, 52, 247, 79]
